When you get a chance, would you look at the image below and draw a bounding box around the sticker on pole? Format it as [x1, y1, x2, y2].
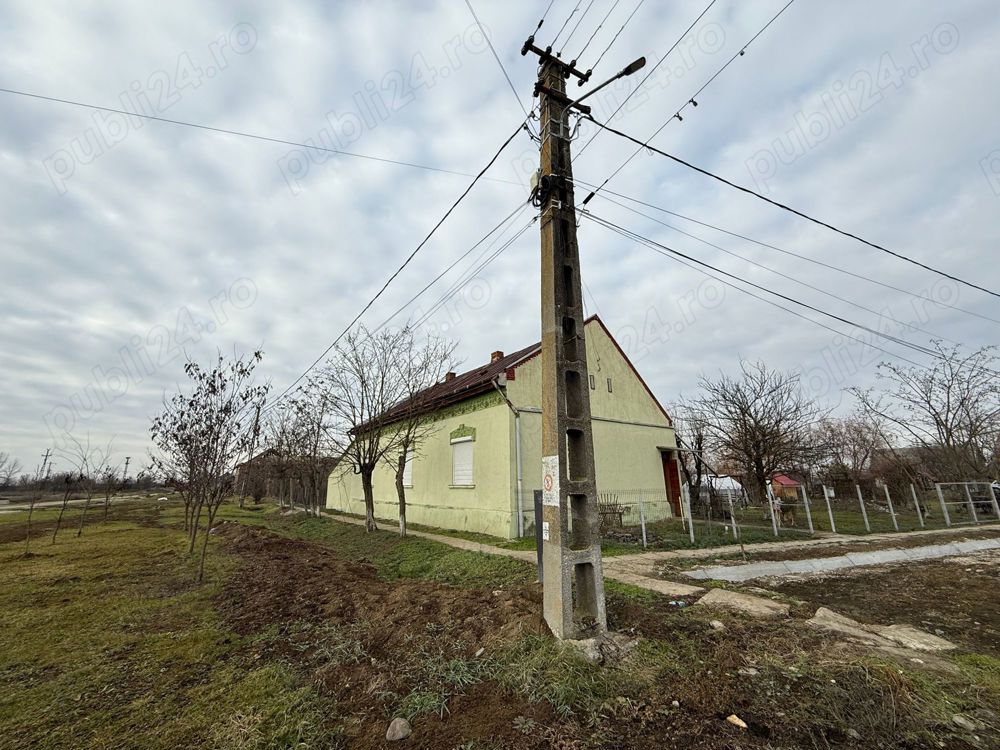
[542, 455, 560, 507]
[541, 521, 550, 541]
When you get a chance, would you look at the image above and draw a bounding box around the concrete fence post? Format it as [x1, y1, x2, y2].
[766, 486, 779, 537]
[882, 484, 899, 532]
[855, 484, 871, 533]
[726, 491, 740, 540]
[935, 484, 951, 527]
[799, 485, 815, 535]
[910, 483, 925, 528]
[638, 493, 648, 549]
[989, 483, 1000, 520]
[682, 485, 695, 545]
[963, 483, 980, 525]
[822, 485, 837, 534]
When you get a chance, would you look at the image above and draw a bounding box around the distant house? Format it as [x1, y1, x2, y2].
[698, 475, 745, 506]
[326, 316, 683, 538]
[770, 473, 802, 501]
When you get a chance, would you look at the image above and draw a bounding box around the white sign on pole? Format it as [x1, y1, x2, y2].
[542, 521, 550, 541]
[542, 455, 560, 507]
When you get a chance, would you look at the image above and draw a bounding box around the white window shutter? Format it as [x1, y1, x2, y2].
[402, 449, 413, 486]
[452, 439, 474, 486]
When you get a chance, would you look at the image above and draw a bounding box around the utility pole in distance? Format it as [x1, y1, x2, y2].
[521, 32, 644, 639]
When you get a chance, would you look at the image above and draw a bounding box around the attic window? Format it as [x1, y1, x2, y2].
[606, 377, 613, 393]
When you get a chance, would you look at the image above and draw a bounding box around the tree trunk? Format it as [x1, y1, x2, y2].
[24, 500, 35, 556]
[76, 493, 94, 537]
[395, 453, 407, 538]
[361, 465, 377, 532]
[197, 506, 217, 583]
[189, 500, 205, 554]
[52, 497, 69, 544]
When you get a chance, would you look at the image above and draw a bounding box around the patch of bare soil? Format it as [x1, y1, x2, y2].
[762, 549, 1000, 658]
[213, 523, 994, 749]
[213, 523, 555, 749]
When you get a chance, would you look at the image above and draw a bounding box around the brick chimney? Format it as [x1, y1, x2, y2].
[444, 371, 456, 381]
[491, 350, 504, 363]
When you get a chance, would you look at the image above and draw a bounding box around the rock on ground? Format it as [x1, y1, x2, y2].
[694, 588, 790, 619]
[806, 607, 955, 652]
[386, 717, 412, 741]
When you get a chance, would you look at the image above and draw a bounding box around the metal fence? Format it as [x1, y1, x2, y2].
[934, 482, 1000, 526]
[523, 479, 1000, 552]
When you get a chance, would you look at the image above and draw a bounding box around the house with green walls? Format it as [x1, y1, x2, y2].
[326, 316, 682, 539]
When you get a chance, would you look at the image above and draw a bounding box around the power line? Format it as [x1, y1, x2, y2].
[0, 86, 521, 186]
[537, 0, 557, 29]
[592, 190, 961, 346]
[261, 119, 528, 414]
[560, 0, 597, 56]
[588, 0, 644, 74]
[575, 180, 1000, 326]
[550, 1, 583, 49]
[584, 211, 942, 363]
[412, 217, 537, 329]
[373, 202, 531, 334]
[464, 0, 536, 135]
[575, 0, 717, 157]
[583, 0, 797, 197]
[574, 0, 620, 63]
[586, 212, 931, 370]
[585, 115, 1000, 301]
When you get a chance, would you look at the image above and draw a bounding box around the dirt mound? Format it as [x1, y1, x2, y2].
[213, 523, 556, 747]
[214, 523, 546, 649]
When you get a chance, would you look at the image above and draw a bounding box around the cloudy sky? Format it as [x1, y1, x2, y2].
[2, 0, 998, 476]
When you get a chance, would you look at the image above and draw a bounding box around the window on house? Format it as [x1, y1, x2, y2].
[589, 374, 595, 390]
[606, 377, 613, 393]
[451, 437, 474, 486]
[402, 449, 413, 487]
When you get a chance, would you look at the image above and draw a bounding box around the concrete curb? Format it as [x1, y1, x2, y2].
[684, 538, 1000, 582]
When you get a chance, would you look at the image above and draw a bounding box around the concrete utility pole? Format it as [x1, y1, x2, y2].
[521, 36, 644, 639]
[122, 456, 131, 489]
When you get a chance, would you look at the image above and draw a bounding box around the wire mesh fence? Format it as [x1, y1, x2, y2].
[934, 482, 1000, 527]
[521, 478, 1000, 554]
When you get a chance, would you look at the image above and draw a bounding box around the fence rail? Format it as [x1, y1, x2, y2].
[523, 479, 1000, 553]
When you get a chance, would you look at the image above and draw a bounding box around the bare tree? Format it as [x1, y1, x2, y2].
[382, 329, 457, 537]
[853, 343, 1000, 481]
[51, 472, 79, 544]
[72, 439, 114, 537]
[692, 360, 823, 505]
[672, 401, 714, 513]
[151, 351, 269, 582]
[0, 451, 22, 488]
[814, 409, 886, 485]
[101, 464, 122, 522]
[321, 326, 415, 532]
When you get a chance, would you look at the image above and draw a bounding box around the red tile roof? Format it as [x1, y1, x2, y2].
[378, 315, 671, 425]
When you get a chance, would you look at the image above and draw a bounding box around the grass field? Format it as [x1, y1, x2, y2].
[1, 501, 997, 748]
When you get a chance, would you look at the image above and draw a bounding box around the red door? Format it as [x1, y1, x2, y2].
[662, 452, 682, 516]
